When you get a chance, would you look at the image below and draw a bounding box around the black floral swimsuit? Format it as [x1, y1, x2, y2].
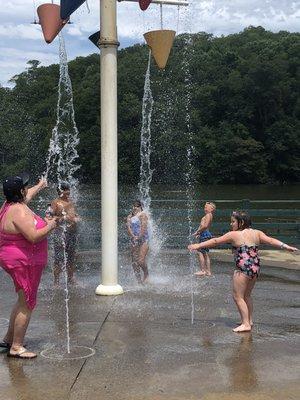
[232, 232, 260, 279]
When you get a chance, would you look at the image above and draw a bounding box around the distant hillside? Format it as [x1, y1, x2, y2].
[0, 26, 299, 184]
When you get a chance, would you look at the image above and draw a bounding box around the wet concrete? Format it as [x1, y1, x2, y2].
[0, 251, 299, 400]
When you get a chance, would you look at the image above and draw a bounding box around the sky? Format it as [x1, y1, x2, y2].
[0, 0, 299, 87]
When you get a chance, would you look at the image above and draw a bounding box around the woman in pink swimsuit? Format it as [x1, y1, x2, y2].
[188, 210, 298, 333]
[0, 173, 57, 359]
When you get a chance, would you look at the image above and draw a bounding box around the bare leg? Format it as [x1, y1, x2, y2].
[195, 252, 206, 276]
[139, 242, 149, 283]
[131, 245, 142, 284]
[66, 238, 77, 284]
[232, 272, 252, 332]
[204, 253, 212, 276]
[244, 278, 256, 326]
[9, 291, 36, 358]
[3, 301, 19, 345]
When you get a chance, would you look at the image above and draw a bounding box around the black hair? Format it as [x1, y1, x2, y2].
[3, 174, 29, 203]
[133, 200, 143, 210]
[57, 182, 70, 194]
[231, 210, 252, 229]
[5, 190, 25, 203]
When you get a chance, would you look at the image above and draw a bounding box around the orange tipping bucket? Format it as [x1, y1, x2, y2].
[37, 4, 68, 44]
[144, 30, 175, 69]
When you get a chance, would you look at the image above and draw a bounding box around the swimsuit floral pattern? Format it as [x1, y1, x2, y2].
[233, 245, 260, 279]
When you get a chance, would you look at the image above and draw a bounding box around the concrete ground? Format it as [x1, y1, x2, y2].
[0, 250, 299, 400]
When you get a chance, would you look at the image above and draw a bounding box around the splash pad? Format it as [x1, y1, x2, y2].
[41, 345, 95, 361]
[0, 318, 9, 327]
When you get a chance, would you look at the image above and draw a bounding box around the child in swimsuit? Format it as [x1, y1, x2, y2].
[188, 210, 298, 333]
[192, 202, 216, 276]
[51, 182, 80, 286]
[126, 200, 149, 284]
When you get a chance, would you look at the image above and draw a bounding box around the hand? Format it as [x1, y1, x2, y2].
[45, 216, 57, 230]
[38, 176, 48, 189]
[285, 245, 299, 252]
[188, 244, 200, 251]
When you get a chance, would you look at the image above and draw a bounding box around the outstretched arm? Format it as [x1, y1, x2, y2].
[258, 231, 298, 252]
[188, 231, 233, 251]
[25, 177, 47, 203]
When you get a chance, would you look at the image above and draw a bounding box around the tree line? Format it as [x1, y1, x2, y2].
[0, 26, 299, 185]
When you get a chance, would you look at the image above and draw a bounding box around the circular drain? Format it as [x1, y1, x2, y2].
[0, 318, 9, 327]
[41, 345, 95, 361]
[206, 322, 216, 328]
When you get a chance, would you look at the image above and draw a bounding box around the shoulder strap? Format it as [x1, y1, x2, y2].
[240, 230, 246, 245]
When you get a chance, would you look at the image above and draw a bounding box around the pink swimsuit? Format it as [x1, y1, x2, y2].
[0, 202, 48, 310]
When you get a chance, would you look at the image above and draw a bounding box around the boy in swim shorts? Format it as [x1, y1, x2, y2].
[192, 202, 216, 276]
[51, 182, 80, 286]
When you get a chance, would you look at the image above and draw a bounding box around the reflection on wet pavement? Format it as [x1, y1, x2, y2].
[0, 252, 299, 400]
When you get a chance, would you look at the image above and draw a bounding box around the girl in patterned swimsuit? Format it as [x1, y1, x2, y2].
[188, 210, 298, 333]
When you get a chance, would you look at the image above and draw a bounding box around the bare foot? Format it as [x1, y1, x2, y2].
[237, 321, 253, 326]
[8, 347, 37, 359]
[233, 324, 252, 333]
[194, 270, 206, 276]
[206, 272, 212, 276]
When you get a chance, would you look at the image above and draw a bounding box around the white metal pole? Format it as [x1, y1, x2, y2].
[95, 0, 123, 296]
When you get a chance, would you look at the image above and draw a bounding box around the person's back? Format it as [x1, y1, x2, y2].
[231, 228, 259, 247]
[231, 228, 260, 279]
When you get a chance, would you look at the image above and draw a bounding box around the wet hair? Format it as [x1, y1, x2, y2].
[231, 210, 252, 229]
[57, 182, 70, 194]
[133, 200, 143, 210]
[3, 173, 29, 203]
[206, 201, 216, 211]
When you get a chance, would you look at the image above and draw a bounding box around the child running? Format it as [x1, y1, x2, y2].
[188, 210, 298, 333]
[192, 201, 216, 276]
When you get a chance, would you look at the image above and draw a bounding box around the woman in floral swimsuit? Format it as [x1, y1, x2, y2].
[188, 210, 298, 333]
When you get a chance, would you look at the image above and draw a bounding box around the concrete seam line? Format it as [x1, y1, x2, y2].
[69, 308, 112, 392]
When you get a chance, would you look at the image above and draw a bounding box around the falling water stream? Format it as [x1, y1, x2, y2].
[138, 50, 154, 210]
[43, 34, 80, 354]
[44, 35, 80, 193]
[138, 50, 165, 267]
[182, 2, 197, 324]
